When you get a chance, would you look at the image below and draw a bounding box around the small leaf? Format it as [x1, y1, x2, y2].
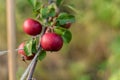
[48, 8, 56, 17]
[28, 0, 37, 8]
[57, 12, 75, 25]
[24, 45, 29, 56]
[56, 0, 63, 6]
[54, 27, 66, 35]
[40, 4, 56, 19]
[54, 28, 63, 35]
[62, 30, 72, 43]
[24, 39, 38, 56]
[47, 3, 56, 17]
[24, 41, 33, 56]
[40, 7, 49, 18]
[33, 1, 42, 10]
[54, 27, 72, 43]
[38, 50, 46, 61]
[31, 39, 37, 53]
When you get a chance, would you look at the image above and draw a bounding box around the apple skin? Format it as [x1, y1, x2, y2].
[23, 18, 42, 36]
[40, 33, 63, 51]
[18, 42, 35, 60]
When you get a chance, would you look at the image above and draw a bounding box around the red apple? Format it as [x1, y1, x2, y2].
[40, 33, 63, 51]
[18, 42, 35, 60]
[23, 18, 42, 36]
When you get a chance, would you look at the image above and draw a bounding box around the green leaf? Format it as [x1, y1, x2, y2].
[38, 50, 46, 61]
[54, 27, 66, 35]
[24, 39, 37, 56]
[40, 7, 49, 18]
[54, 28, 63, 35]
[33, 1, 42, 10]
[31, 39, 37, 53]
[28, 0, 42, 11]
[24, 40, 33, 56]
[40, 4, 56, 19]
[62, 30, 72, 43]
[57, 12, 75, 25]
[28, 0, 37, 8]
[48, 8, 56, 17]
[54, 27, 72, 43]
[56, 0, 63, 6]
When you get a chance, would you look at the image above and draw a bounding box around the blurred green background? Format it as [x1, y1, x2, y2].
[0, 0, 119, 80]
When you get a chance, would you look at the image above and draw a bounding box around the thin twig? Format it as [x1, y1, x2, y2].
[27, 27, 46, 80]
[20, 27, 46, 80]
[20, 49, 40, 80]
[20, 62, 32, 80]
[26, 47, 42, 80]
[20, 40, 42, 80]
[0, 48, 23, 56]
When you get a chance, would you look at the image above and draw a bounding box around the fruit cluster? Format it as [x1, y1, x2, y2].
[18, 0, 75, 61]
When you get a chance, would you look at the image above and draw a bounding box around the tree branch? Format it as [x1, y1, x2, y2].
[0, 49, 23, 56]
[26, 47, 41, 80]
[21, 0, 54, 79]
[20, 27, 46, 80]
[26, 27, 46, 80]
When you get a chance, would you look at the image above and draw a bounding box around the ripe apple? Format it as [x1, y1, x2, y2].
[40, 33, 63, 51]
[23, 18, 42, 36]
[18, 42, 35, 60]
